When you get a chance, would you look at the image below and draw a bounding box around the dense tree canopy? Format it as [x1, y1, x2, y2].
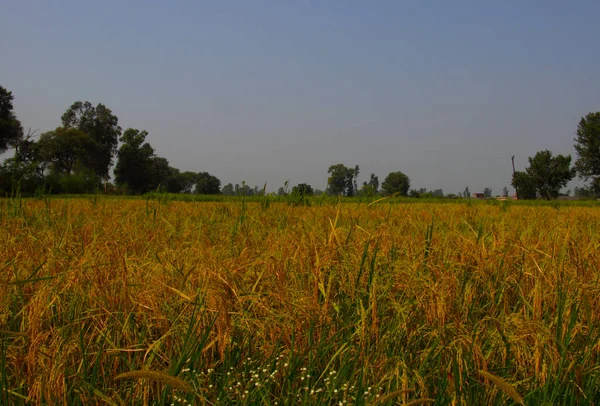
[574, 112, 600, 196]
[512, 150, 574, 200]
[0, 86, 23, 154]
[37, 127, 98, 174]
[195, 172, 221, 194]
[381, 171, 410, 196]
[511, 171, 537, 199]
[114, 128, 156, 194]
[327, 164, 359, 196]
[62, 101, 121, 180]
[291, 183, 314, 196]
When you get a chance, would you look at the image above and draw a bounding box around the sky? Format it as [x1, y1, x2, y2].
[2, 1, 600, 195]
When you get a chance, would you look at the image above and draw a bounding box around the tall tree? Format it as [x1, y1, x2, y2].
[0, 86, 24, 154]
[360, 173, 379, 196]
[381, 171, 410, 196]
[511, 171, 537, 199]
[114, 128, 155, 194]
[574, 112, 600, 195]
[61, 101, 121, 180]
[195, 172, 221, 194]
[327, 164, 359, 196]
[525, 150, 574, 200]
[463, 186, 470, 198]
[37, 127, 99, 174]
[483, 187, 492, 198]
[502, 186, 510, 197]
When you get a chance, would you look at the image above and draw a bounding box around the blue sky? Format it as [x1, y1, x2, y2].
[3, 1, 599, 194]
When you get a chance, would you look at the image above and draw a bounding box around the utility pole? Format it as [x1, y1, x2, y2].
[511, 155, 519, 200]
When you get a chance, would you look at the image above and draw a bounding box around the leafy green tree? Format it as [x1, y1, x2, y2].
[360, 173, 379, 196]
[511, 171, 537, 199]
[178, 171, 200, 193]
[432, 188, 444, 197]
[114, 128, 155, 194]
[150, 156, 175, 190]
[502, 186, 509, 197]
[463, 186, 470, 198]
[483, 187, 492, 198]
[574, 112, 600, 196]
[37, 127, 98, 174]
[291, 183, 314, 196]
[0, 86, 24, 154]
[195, 172, 221, 194]
[381, 171, 410, 196]
[524, 150, 574, 200]
[327, 164, 359, 196]
[61, 101, 121, 180]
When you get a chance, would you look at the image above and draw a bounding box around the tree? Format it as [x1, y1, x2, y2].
[432, 188, 444, 197]
[37, 127, 99, 174]
[62, 101, 121, 180]
[222, 183, 235, 195]
[195, 172, 221, 194]
[150, 156, 176, 191]
[483, 187, 492, 198]
[360, 173, 379, 196]
[381, 171, 410, 196]
[502, 186, 509, 197]
[327, 164, 359, 196]
[574, 112, 600, 196]
[0, 86, 24, 154]
[114, 128, 155, 194]
[511, 171, 537, 199]
[291, 183, 314, 196]
[525, 150, 574, 200]
[178, 171, 200, 193]
[463, 186, 470, 198]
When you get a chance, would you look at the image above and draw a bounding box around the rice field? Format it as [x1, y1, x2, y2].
[1, 196, 600, 405]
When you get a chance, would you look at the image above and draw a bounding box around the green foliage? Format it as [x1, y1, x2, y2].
[37, 127, 99, 174]
[512, 171, 538, 200]
[195, 172, 221, 195]
[381, 171, 410, 196]
[574, 112, 600, 196]
[61, 101, 121, 179]
[523, 150, 574, 200]
[114, 128, 156, 194]
[359, 173, 379, 196]
[483, 187, 492, 198]
[291, 183, 314, 196]
[0, 86, 23, 154]
[327, 164, 359, 196]
[178, 171, 200, 194]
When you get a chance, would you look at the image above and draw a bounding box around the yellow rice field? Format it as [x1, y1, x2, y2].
[1, 197, 600, 404]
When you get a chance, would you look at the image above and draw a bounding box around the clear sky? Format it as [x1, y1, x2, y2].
[3, 1, 599, 194]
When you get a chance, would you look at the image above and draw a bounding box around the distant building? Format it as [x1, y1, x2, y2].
[473, 193, 485, 199]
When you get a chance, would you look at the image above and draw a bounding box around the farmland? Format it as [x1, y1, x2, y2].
[1, 196, 600, 405]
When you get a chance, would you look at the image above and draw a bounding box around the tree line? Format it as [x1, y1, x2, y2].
[2, 85, 600, 199]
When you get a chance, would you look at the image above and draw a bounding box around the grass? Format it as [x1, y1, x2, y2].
[1, 195, 600, 404]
